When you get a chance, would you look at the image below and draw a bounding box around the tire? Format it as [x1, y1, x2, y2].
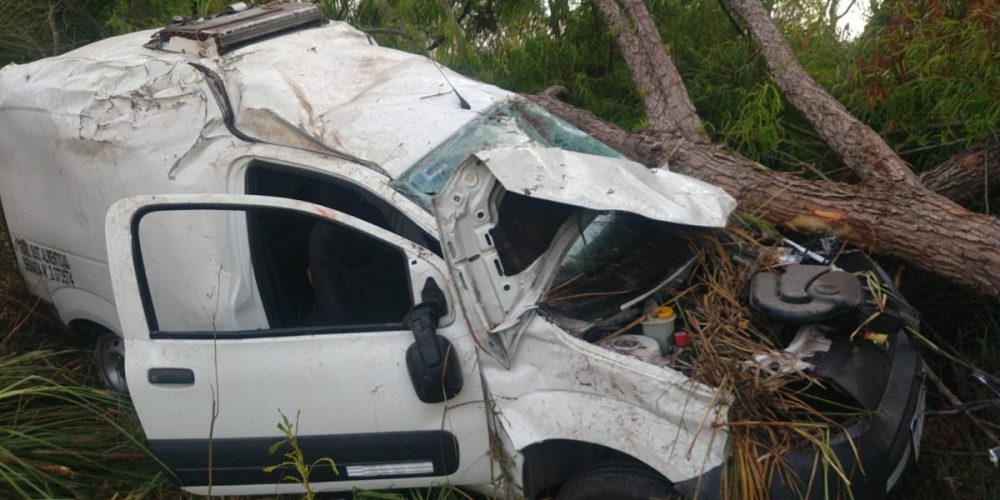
[556, 461, 682, 500]
[94, 329, 128, 394]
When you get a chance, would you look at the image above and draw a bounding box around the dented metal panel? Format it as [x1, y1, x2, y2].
[476, 147, 736, 228]
[2, 19, 745, 496]
[483, 316, 730, 484]
[0, 22, 511, 183]
[433, 147, 735, 363]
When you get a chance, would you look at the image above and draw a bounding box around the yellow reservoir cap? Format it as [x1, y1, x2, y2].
[653, 306, 675, 320]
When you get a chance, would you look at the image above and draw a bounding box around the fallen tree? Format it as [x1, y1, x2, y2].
[529, 0, 1000, 297]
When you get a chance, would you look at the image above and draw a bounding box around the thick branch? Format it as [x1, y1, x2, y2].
[721, 0, 921, 187]
[921, 145, 1000, 205]
[592, 0, 703, 142]
[46, 0, 60, 56]
[530, 90, 1000, 296]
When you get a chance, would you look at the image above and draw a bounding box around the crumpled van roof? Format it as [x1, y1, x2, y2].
[0, 22, 511, 178]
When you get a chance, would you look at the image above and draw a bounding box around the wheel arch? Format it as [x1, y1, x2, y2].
[497, 390, 727, 498]
[67, 317, 118, 343]
[54, 287, 121, 340]
[521, 439, 673, 499]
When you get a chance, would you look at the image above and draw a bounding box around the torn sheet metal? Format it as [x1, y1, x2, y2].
[475, 147, 736, 228]
[434, 147, 734, 364]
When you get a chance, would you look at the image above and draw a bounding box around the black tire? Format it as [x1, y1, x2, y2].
[556, 461, 682, 500]
[93, 329, 128, 394]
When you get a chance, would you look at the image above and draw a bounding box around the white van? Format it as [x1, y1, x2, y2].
[0, 4, 923, 499]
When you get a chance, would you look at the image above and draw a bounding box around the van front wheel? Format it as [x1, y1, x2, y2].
[556, 461, 681, 500]
[94, 330, 128, 394]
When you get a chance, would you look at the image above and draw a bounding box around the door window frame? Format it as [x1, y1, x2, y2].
[243, 160, 442, 256]
[130, 202, 429, 340]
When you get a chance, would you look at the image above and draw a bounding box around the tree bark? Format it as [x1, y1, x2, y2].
[921, 145, 1000, 205]
[721, 0, 921, 186]
[529, 0, 1000, 296]
[592, 0, 703, 142]
[530, 90, 1000, 296]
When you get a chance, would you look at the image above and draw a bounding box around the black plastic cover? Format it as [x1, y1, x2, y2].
[405, 336, 464, 403]
[404, 278, 463, 403]
[750, 265, 864, 323]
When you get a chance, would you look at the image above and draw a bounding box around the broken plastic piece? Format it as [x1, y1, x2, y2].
[863, 331, 889, 346]
[752, 325, 831, 374]
[225, 2, 249, 14]
[599, 335, 662, 364]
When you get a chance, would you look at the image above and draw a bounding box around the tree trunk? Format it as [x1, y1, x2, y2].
[530, 90, 1000, 296]
[722, 0, 920, 186]
[921, 145, 1000, 205]
[528, 0, 1000, 296]
[591, 0, 703, 142]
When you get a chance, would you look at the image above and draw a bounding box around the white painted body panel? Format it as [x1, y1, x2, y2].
[0, 22, 506, 333]
[485, 317, 728, 484]
[106, 194, 493, 493]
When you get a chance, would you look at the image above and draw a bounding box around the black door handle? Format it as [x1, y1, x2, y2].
[148, 368, 195, 385]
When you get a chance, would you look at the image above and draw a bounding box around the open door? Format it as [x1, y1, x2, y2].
[432, 147, 735, 366]
[106, 194, 490, 495]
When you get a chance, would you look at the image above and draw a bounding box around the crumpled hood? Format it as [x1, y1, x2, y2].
[210, 23, 511, 177]
[477, 147, 736, 228]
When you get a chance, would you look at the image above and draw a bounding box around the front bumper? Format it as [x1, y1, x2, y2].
[676, 321, 925, 500]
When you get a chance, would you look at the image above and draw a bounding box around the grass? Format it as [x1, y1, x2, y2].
[0, 215, 171, 499]
[0, 350, 170, 498]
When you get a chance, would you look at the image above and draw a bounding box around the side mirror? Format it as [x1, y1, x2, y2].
[404, 278, 463, 403]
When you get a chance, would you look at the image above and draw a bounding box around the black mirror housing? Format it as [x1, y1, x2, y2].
[404, 278, 463, 403]
[406, 336, 464, 403]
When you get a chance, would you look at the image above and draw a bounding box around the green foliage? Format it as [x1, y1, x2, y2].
[103, 0, 230, 34]
[840, 0, 1000, 171]
[723, 81, 786, 159]
[0, 351, 167, 499]
[264, 410, 338, 500]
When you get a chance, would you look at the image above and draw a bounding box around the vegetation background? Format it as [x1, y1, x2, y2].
[1, 0, 999, 498]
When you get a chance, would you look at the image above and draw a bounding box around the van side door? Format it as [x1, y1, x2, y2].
[105, 194, 490, 495]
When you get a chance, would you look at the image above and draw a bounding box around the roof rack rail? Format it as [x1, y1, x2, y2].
[145, 1, 325, 57]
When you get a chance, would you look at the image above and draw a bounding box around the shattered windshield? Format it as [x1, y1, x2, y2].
[391, 100, 622, 210]
[544, 213, 700, 321]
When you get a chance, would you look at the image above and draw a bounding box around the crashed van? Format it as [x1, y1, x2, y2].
[0, 3, 924, 499]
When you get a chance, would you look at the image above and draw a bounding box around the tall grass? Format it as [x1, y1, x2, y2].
[0, 351, 168, 498]
[0, 214, 167, 498]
